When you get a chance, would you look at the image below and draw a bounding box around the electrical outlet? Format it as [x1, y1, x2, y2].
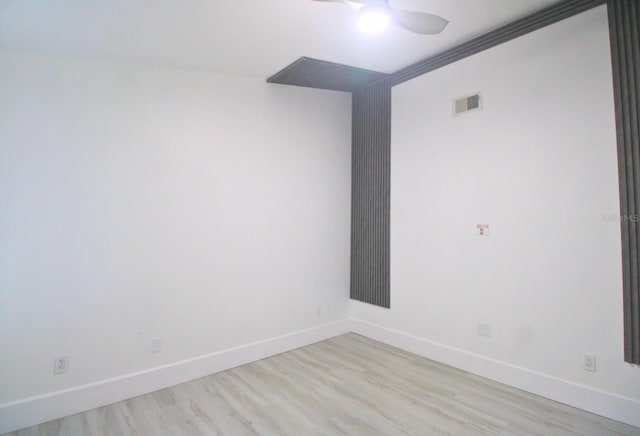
[584, 354, 596, 372]
[151, 337, 162, 354]
[53, 355, 69, 374]
[477, 323, 491, 338]
[316, 306, 322, 317]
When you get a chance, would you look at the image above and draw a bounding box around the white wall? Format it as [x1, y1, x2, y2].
[3, 5, 640, 432]
[0, 51, 351, 421]
[351, 5, 640, 425]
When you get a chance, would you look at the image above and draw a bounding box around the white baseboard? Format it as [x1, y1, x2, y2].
[350, 318, 640, 428]
[0, 319, 351, 434]
[3, 318, 638, 433]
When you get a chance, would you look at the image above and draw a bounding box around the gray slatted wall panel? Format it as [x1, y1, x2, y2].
[608, 0, 640, 364]
[351, 83, 391, 307]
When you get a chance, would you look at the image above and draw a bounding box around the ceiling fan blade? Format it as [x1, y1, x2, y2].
[389, 8, 448, 34]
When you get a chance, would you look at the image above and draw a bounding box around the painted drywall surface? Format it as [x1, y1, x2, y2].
[351, 6, 640, 401]
[0, 52, 351, 403]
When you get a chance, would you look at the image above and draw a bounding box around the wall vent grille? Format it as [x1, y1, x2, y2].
[454, 93, 482, 115]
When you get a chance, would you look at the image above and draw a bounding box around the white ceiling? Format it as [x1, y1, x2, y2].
[0, 0, 562, 79]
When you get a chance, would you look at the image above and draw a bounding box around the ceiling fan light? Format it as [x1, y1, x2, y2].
[357, 5, 391, 34]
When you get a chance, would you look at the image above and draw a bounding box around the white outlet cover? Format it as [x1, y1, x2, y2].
[53, 354, 69, 374]
[151, 337, 162, 354]
[477, 323, 492, 337]
[584, 354, 596, 372]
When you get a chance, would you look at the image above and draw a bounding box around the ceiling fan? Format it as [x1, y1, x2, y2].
[311, 0, 449, 35]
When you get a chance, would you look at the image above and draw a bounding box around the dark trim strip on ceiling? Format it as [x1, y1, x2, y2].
[608, 0, 640, 365]
[267, 57, 388, 93]
[383, 0, 606, 87]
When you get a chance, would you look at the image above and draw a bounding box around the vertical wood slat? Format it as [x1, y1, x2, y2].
[608, 0, 640, 364]
[350, 83, 391, 308]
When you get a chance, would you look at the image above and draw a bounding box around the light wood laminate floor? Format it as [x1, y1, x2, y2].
[6, 333, 640, 435]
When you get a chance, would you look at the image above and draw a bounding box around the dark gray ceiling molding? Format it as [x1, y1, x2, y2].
[608, 0, 640, 365]
[384, 0, 606, 87]
[267, 57, 389, 92]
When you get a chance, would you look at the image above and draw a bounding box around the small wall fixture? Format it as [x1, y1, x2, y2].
[477, 224, 489, 236]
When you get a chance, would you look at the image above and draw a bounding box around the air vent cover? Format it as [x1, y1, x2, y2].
[453, 93, 482, 116]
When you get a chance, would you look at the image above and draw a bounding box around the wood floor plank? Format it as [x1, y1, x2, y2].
[4, 333, 639, 435]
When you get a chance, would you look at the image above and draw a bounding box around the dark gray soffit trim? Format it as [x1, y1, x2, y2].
[267, 57, 389, 92]
[384, 0, 607, 87]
